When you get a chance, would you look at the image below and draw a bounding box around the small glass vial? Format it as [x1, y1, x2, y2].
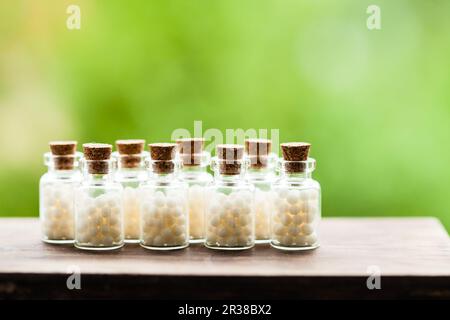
[245, 139, 276, 244]
[176, 138, 212, 243]
[40, 141, 82, 244]
[205, 144, 255, 250]
[271, 142, 321, 251]
[140, 143, 189, 250]
[74, 143, 124, 250]
[113, 139, 147, 243]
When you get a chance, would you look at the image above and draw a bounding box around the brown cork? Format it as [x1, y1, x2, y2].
[49, 141, 77, 170]
[149, 143, 177, 174]
[83, 143, 112, 160]
[176, 138, 204, 166]
[49, 141, 77, 155]
[281, 142, 311, 173]
[116, 139, 145, 155]
[83, 143, 112, 174]
[245, 138, 272, 169]
[216, 144, 244, 175]
[116, 139, 145, 168]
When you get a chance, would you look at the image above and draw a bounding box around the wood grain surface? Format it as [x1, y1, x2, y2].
[0, 217, 448, 299]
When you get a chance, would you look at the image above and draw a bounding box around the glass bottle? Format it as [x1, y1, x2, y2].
[74, 143, 124, 250]
[40, 141, 82, 244]
[140, 143, 189, 250]
[205, 144, 255, 250]
[176, 138, 212, 243]
[271, 142, 321, 251]
[113, 139, 147, 243]
[244, 139, 276, 244]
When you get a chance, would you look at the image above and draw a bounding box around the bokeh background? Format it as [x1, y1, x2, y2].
[0, 0, 449, 231]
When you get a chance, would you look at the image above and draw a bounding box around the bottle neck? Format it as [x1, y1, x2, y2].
[181, 165, 207, 173]
[247, 166, 275, 180]
[116, 167, 144, 179]
[114, 151, 147, 171]
[180, 165, 209, 180]
[151, 171, 177, 183]
[277, 157, 316, 181]
[211, 157, 247, 180]
[214, 172, 245, 185]
[84, 172, 113, 185]
[44, 152, 81, 172]
[47, 167, 79, 177]
[279, 171, 312, 180]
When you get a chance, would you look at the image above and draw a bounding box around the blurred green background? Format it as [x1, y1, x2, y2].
[0, 0, 449, 231]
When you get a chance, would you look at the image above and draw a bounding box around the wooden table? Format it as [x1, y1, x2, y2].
[0, 217, 449, 299]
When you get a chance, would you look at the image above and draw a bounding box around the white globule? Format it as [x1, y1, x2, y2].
[41, 184, 75, 240]
[254, 189, 272, 240]
[205, 191, 254, 248]
[140, 190, 188, 248]
[272, 188, 320, 247]
[123, 187, 140, 240]
[188, 185, 206, 240]
[75, 192, 123, 247]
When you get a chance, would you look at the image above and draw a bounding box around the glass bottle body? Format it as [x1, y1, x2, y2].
[179, 166, 212, 243]
[205, 175, 255, 250]
[74, 167, 124, 250]
[247, 170, 275, 243]
[271, 160, 321, 250]
[115, 168, 147, 243]
[39, 169, 82, 243]
[139, 174, 189, 250]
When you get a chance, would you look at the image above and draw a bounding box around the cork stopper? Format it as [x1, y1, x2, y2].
[49, 141, 77, 170]
[83, 143, 112, 174]
[245, 138, 272, 169]
[149, 143, 177, 174]
[116, 139, 145, 155]
[216, 144, 244, 175]
[281, 142, 311, 173]
[176, 138, 205, 166]
[116, 139, 145, 168]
